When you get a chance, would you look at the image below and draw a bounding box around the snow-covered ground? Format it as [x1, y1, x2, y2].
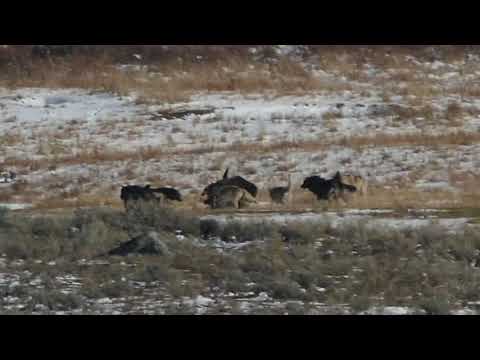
[202, 210, 474, 234]
[0, 252, 477, 315]
[1, 82, 480, 212]
[1, 254, 478, 315]
[0, 203, 32, 210]
[0, 88, 138, 124]
[3, 48, 480, 315]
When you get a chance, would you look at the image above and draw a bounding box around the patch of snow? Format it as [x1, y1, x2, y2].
[194, 295, 215, 307]
[204, 211, 471, 233]
[416, 180, 455, 191]
[452, 309, 477, 315]
[0, 203, 33, 210]
[361, 306, 419, 315]
[0, 88, 139, 124]
[97, 298, 113, 304]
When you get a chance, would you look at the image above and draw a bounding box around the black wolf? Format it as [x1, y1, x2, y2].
[301, 172, 357, 201]
[151, 187, 183, 202]
[120, 185, 164, 211]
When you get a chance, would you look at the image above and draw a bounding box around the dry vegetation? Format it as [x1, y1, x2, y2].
[2, 130, 480, 212]
[1, 205, 480, 314]
[1, 45, 478, 102]
[2, 130, 478, 172]
[7, 175, 480, 214]
[1, 50, 479, 205]
[3, 45, 480, 314]
[0, 49, 321, 102]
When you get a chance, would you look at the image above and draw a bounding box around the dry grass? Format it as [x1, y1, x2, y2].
[190, 173, 480, 214]
[28, 179, 480, 213]
[383, 104, 436, 125]
[2, 204, 480, 314]
[0, 191, 13, 202]
[398, 82, 441, 99]
[271, 184, 480, 212]
[348, 187, 477, 210]
[322, 110, 343, 121]
[3, 46, 480, 214]
[3, 45, 480, 101]
[33, 193, 123, 211]
[445, 101, 465, 126]
[257, 185, 480, 212]
[131, 61, 327, 101]
[0, 132, 25, 147]
[0, 53, 330, 102]
[11, 45, 459, 103]
[2, 131, 480, 173]
[459, 84, 480, 99]
[337, 131, 480, 148]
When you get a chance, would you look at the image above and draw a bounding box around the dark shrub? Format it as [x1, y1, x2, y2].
[0, 207, 9, 227]
[199, 219, 221, 240]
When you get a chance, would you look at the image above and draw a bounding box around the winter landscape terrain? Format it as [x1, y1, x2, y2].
[1, 45, 480, 315]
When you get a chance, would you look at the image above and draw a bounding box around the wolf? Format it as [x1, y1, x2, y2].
[120, 185, 165, 211]
[150, 187, 183, 202]
[269, 174, 292, 205]
[202, 168, 258, 208]
[208, 185, 257, 209]
[301, 172, 357, 202]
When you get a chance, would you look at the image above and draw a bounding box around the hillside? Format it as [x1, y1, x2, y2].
[1, 45, 480, 315]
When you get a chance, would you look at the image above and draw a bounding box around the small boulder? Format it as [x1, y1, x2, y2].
[107, 231, 170, 257]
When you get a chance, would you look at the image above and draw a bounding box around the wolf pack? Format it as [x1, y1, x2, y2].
[120, 168, 368, 212]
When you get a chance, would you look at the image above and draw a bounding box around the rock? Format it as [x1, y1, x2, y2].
[107, 231, 170, 257]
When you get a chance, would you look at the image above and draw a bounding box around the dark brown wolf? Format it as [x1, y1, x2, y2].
[269, 174, 291, 205]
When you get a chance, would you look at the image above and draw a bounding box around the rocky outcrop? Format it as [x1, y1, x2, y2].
[106, 231, 170, 257]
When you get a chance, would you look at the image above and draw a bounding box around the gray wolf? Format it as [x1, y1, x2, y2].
[120, 185, 165, 211]
[208, 185, 257, 209]
[202, 168, 258, 209]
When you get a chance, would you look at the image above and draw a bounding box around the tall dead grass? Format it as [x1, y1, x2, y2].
[47, 185, 480, 212]
[257, 183, 480, 212]
[2, 131, 479, 172]
[0, 53, 327, 101]
[3, 45, 480, 103]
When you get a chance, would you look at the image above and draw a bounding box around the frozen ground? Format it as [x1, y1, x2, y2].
[1, 49, 480, 315]
[1, 84, 480, 210]
[1, 245, 478, 315]
[202, 210, 475, 234]
[1, 225, 479, 315]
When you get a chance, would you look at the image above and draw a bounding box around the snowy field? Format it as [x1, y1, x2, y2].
[1, 84, 480, 211]
[1, 46, 480, 315]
